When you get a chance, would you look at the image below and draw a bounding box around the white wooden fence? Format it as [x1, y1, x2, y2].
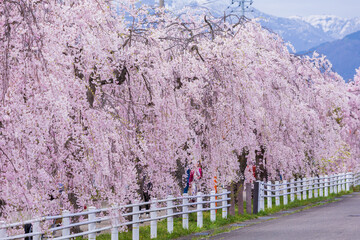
[253, 172, 360, 213]
[0, 190, 230, 240]
[2, 172, 360, 240]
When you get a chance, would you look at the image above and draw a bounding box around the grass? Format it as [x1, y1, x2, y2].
[74, 187, 357, 240]
[76, 210, 257, 240]
[260, 192, 342, 215]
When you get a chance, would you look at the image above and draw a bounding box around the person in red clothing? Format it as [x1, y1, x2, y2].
[188, 168, 194, 194]
[245, 165, 256, 183]
[196, 161, 202, 179]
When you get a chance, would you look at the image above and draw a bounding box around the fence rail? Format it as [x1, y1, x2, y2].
[0, 190, 230, 240]
[253, 172, 360, 213]
[2, 172, 360, 240]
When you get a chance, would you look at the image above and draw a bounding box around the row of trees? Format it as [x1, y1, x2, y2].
[0, 0, 359, 221]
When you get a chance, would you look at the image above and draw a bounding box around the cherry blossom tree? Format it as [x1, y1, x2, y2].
[0, 0, 358, 223]
[341, 68, 360, 170]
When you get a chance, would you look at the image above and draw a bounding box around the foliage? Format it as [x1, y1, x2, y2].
[0, 0, 359, 221]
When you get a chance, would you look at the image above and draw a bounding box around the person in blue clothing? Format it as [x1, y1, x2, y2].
[184, 168, 191, 194]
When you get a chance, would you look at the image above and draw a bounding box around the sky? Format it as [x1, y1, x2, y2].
[252, 0, 360, 18]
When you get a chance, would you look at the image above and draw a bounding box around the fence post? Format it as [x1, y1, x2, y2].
[308, 178, 313, 199]
[329, 175, 333, 194]
[339, 174, 343, 193]
[345, 173, 351, 192]
[352, 172, 355, 188]
[0, 221, 6, 239]
[197, 192, 203, 228]
[210, 191, 216, 222]
[132, 200, 140, 240]
[88, 206, 96, 240]
[62, 210, 70, 240]
[334, 174, 338, 194]
[182, 194, 189, 229]
[290, 179, 295, 202]
[283, 180, 288, 205]
[167, 195, 174, 233]
[296, 180, 301, 200]
[222, 189, 228, 218]
[319, 176, 323, 197]
[354, 173, 356, 187]
[246, 183, 252, 214]
[275, 181, 280, 206]
[302, 178, 307, 200]
[353, 173, 356, 188]
[32, 219, 41, 240]
[150, 198, 158, 239]
[314, 177, 318, 198]
[111, 206, 119, 240]
[324, 175, 329, 197]
[340, 173, 343, 192]
[338, 174, 341, 193]
[342, 173, 346, 192]
[339, 173, 343, 192]
[260, 182, 265, 211]
[267, 181, 272, 208]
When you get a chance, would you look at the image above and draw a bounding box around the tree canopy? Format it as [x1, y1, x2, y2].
[0, 0, 359, 221]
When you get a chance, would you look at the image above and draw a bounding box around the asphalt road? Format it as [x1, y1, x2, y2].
[209, 192, 360, 240]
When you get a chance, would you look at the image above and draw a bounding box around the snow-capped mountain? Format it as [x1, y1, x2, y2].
[163, 1, 337, 52]
[249, 10, 334, 52]
[163, 1, 333, 52]
[134, 0, 360, 81]
[137, 0, 360, 54]
[291, 15, 360, 39]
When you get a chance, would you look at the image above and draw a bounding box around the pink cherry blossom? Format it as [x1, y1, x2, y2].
[0, 0, 359, 222]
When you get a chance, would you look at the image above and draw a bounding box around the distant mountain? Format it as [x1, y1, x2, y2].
[166, 1, 336, 52]
[250, 10, 334, 52]
[138, 1, 360, 53]
[292, 15, 360, 39]
[135, 0, 360, 81]
[301, 31, 360, 82]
